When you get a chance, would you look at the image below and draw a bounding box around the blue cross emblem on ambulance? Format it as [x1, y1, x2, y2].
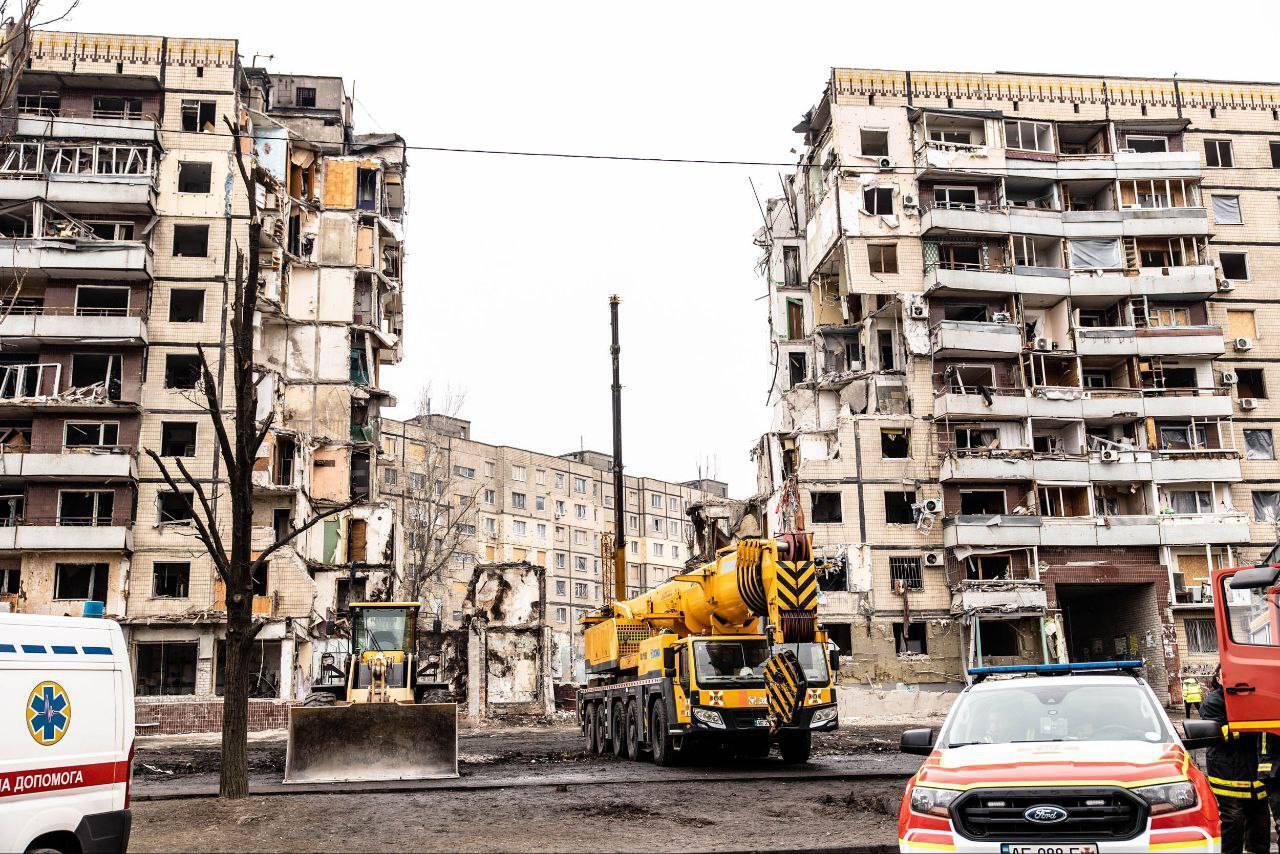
[27, 681, 71, 746]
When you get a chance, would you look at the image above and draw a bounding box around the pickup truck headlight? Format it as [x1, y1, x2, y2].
[692, 708, 726, 729]
[909, 785, 960, 818]
[1133, 781, 1198, 814]
[810, 707, 838, 728]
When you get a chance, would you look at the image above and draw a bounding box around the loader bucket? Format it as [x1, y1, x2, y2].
[283, 702, 459, 784]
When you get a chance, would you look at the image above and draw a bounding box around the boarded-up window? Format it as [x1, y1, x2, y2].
[347, 518, 367, 563]
[1211, 195, 1242, 225]
[1178, 553, 1210, 589]
[1227, 310, 1257, 341]
[322, 160, 357, 209]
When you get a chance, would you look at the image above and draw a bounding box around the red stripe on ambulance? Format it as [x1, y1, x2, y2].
[0, 760, 129, 798]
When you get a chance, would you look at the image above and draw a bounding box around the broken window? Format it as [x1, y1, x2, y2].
[782, 245, 801, 287]
[136, 642, 198, 696]
[152, 562, 190, 598]
[160, 422, 197, 457]
[0, 494, 23, 526]
[787, 351, 807, 387]
[872, 428, 912, 463]
[1252, 491, 1280, 522]
[978, 621, 1020, 657]
[1167, 490, 1213, 515]
[825, 623, 852, 655]
[785, 298, 805, 340]
[955, 426, 998, 450]
[863, 187, 893, 215]
[884, 491, 916, 524]
[356, 168, 378, 211]
[59, 490, 114, 526]
[350, 450, 371, 499]
[180, 100, 217, 133]
[76, 286, 129, 316]
[158, 491, 194, 524]
[942, 303, 988, 323]
[1037, 486, 1089, 517]
[960, 490, 1005, 515]
[215, 640, 281, 698]
[0, 565, 18, 594]
[177, 161, 212, 193]
[92, 95, 142, 119]
[88, 221, 133, 241]
[1004, 120, 1054, 153]
[273, 508, 290, 543]
[65, 422, 118, 448]
[53, 562, 108, 600]
[275, 435, 296, 486]
[889, 556, 923, 591]
[295, 86, 317, 108]
[1245, 429, 1275, 460]
[71, 353, 122, 400]
[877, 330, 896, 370]
[1069, 238, 1122, 270]
[966, 555, 1011, 580]
[1219, 251, 1249, 280]
[860, 129, 889, 157]
[1237, 368, 1267, 399]
[251, 562, 269, 597]
[893, 622, 927, 656]
[168, 288, 205, 323]
[172, 224, 209, 257]
[932, 186, 979, 210]
[1204, 138, 1234, 168]
[1125, 136, 1168, 153]
[164, 354, 203, 390]
[337, 577, 366, 612]
[868, 244, 898, 274]
[17, 91, 60, 116]
[810, 491, 843, 524]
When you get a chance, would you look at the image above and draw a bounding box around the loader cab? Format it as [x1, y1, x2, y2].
[347, 602, 420, 702]
[1212, 563, 1280, 734]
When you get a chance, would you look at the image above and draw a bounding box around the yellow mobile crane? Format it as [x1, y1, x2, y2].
[578, 534, 839, 765]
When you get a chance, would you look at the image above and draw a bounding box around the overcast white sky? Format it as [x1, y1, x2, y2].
[65, 1, 1277, 495]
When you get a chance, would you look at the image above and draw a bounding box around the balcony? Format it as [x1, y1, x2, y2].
[930, 320, 1023, 358]
[1074, 325, 1224, 358]
[16, 113, 159, 145]
[0, 520, 131, 551]
[933, 387, 1233, 421]
[0, 363, 139, 415]
[951, 579, 1048, 615]
[0, 238, 152, 280]
[941, 453, 1088, 482]
[0, 447, 136, 480]
[0, 141, 157, 213]
[943, 512, 1248, 549]
[921, 202, 1208, 240]
[914, 140, 1007, 175]
[0, 306, 147, 345]
[1069, 265, 1218, 301]
[928, 263, 1217, 302]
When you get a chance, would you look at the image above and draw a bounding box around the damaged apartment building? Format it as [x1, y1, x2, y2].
[0, 30, 407, 729]
[379, 414, 727, 682]
[755, 68, 1280, 699]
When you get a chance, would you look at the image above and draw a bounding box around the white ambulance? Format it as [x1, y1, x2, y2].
[1, 610, 134, 853]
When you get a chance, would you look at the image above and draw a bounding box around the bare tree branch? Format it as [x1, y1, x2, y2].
[145, 448, 230, 582]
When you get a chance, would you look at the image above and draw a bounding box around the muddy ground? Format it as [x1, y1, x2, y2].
[129, 722, 920, 851]
[130, 777, 905, 852]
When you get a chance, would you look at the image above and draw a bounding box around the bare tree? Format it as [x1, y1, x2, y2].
[145, 118, 359, 799]
[398, 387, 481, 613]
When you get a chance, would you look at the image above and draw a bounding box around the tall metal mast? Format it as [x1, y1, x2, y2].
[608, 295, 627, 605]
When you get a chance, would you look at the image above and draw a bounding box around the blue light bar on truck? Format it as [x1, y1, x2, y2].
[968, 660, 1144, 682]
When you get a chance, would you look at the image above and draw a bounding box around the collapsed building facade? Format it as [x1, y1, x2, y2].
[379, 414, 727, 681]
[0, 30, 407, 729]
[755, 68, 1280, 700]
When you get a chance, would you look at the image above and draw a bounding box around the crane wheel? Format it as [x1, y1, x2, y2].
[650, 702, 678, 767]
[584, 704, 598, 753]
[611, 701, 628, 758]
[779, 730, 812, 764]
[593, 702, 610, 754]
[625, 701, 642, 760]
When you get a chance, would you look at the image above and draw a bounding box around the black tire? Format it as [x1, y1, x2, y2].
[611, 701, 627, 758]
[779, 730, 812, 764]
[625, 701, 642, 760]
[584, 704, 598, 753]
[650, 701, 678, 767]
[740, 732, 771, 760]
[594, 702, 610, 754]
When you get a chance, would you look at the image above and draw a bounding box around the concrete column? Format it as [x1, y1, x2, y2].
[539, 625, 554, 715]
[194, 629, 216, 696]
[466, 623, 485, 720]
[279, 630, 295, 699]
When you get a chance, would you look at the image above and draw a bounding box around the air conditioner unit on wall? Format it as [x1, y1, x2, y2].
[877, 157, 894, 170]
[992, 311, 1011, 323]
[1241, 397, 1259, 411]
[923, 552, 944, 567]
[1234, 337, 1253, 351]
[1034, 338, 1051, 351]
[1100, 448, 1120, 462]
[920, 498, 943, 514]
[909, 303, 928, 319]
[1218, 279, 1235, 291]
[1222, 370, 1239, 385]
[903, 193, 919, 209]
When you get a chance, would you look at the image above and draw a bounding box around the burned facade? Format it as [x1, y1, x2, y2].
[756, 68, 1280, 699]
[0, 30, 406, 727]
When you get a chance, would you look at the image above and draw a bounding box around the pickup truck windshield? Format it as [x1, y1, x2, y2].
[943, 683, 1170, 747]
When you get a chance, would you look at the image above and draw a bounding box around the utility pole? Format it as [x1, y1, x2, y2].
[608, 295, 627, 605]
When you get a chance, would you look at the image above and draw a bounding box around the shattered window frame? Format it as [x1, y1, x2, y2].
[810, 491, 843, 524]
[1245, 429, 1275, 460]
[1252, 490, 1280, 523]
[869, 243, 898, 274]
[880, 428, 911, 459]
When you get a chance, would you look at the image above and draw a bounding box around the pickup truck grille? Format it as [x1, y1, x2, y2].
[952, 787, 1146, 842]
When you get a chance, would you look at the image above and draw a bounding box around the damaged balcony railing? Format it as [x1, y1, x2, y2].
[0, 140, 156, 179]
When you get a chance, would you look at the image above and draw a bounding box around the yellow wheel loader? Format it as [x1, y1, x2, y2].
[283, 602, 459, 784]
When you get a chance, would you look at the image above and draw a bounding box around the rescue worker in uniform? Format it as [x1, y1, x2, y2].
[1182, 674, 1203, 718]
[1261, 730, 1280, 843]
[1201, 669, 1271, 853]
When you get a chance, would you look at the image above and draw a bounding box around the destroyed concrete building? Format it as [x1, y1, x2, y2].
[755, 68, 1280, 700]
[379, 415, 726, 681]
[0, 30, 407, 730]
